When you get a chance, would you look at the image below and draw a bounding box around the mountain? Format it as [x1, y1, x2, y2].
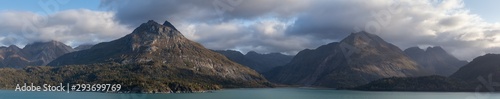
[214, 50, 293, 73]
[404, 46, 468, 76]
[354, 54, 500, 92]
[0, 41, 74, 68]
[451, 54, 500, 82]
[22, 40, 75, 65]
[446, 54, 500, 92]
[267, 31, 424, 88]
[74, 44, 94, 51]
[37, 20, 271, 92]
[0, 45, 31, 68]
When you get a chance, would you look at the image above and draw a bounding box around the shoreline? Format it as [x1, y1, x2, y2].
[2, 87, 500, 94]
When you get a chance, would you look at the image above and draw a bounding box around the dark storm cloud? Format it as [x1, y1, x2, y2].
[99, 0, 307, 27]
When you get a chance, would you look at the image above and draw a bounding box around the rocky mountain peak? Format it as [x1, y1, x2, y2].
[405, 47, 425, 53]
[339, 31, 390, 50]
[423, 46, 459, 60]
[6, 45, 21, 51]
[23, 40, 73, 52]
[246, 51, 260, 56]
[337, 31, 409, 61]
[426, 46, 446, 53]
[128, 20, 186, 47]
[22, 40, 74, 65]
[24, 40, 68, 49]
[163, 20, 178, 31]
[132, 20, 183, 37]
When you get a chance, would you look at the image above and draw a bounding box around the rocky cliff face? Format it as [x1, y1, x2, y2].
[404, 46, 468, 76]
[267, 31, 424, 88]
[214, 50, 293, 73]
[0, 41, 74, 68]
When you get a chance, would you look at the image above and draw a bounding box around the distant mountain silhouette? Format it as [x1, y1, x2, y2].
[74, 44, 94, 51]
[451, 54, 500, 81]
[0, 40, 74, 68]
[355, 54, 500, 92]
[404, 46, 468, 76]
[214, 50, 293, 73]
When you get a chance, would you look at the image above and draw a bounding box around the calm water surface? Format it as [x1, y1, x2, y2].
[1, 88, 499, 99]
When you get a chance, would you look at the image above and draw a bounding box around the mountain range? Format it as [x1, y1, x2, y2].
[0, 41, 74, 68]
[0, 20, 272, 93]
[404, 46, 468, 76]
[0, 19, 498, 92]
[354, 54, 500, 92]
[214, 50, 293, 73]
[266, 31, 425, 88]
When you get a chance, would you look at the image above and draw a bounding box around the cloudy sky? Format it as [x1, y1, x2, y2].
[0, 0, 499, 61]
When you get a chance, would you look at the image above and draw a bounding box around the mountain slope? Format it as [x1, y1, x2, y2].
[22, 40, 75, 65]
[42, 20, 270, 92]
[404, 46, 468, 76]
[268, 31, 424, 88]
[451, 54, 500, 81]
[0, 45, 31, 68]
[214, 50, 293, 73]
[354, 54, 500, 92]
[74, 44, 94, 51]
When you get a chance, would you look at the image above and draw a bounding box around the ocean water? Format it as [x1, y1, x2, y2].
[1, 88, 499, 99]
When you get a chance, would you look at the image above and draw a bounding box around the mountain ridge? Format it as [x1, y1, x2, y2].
[32, 20, 272, 93]
[214, 50, 293, 73]
[0, 40, 74, 68]
[267, 31, 425, 88]
[353, 54, 500, 92]
[404, 46, 468, 76]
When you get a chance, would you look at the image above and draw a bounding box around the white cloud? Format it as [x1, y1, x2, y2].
[0, 9, 131, 47]
[175, 19, 311, 54]
[285, 0, 500, 60]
